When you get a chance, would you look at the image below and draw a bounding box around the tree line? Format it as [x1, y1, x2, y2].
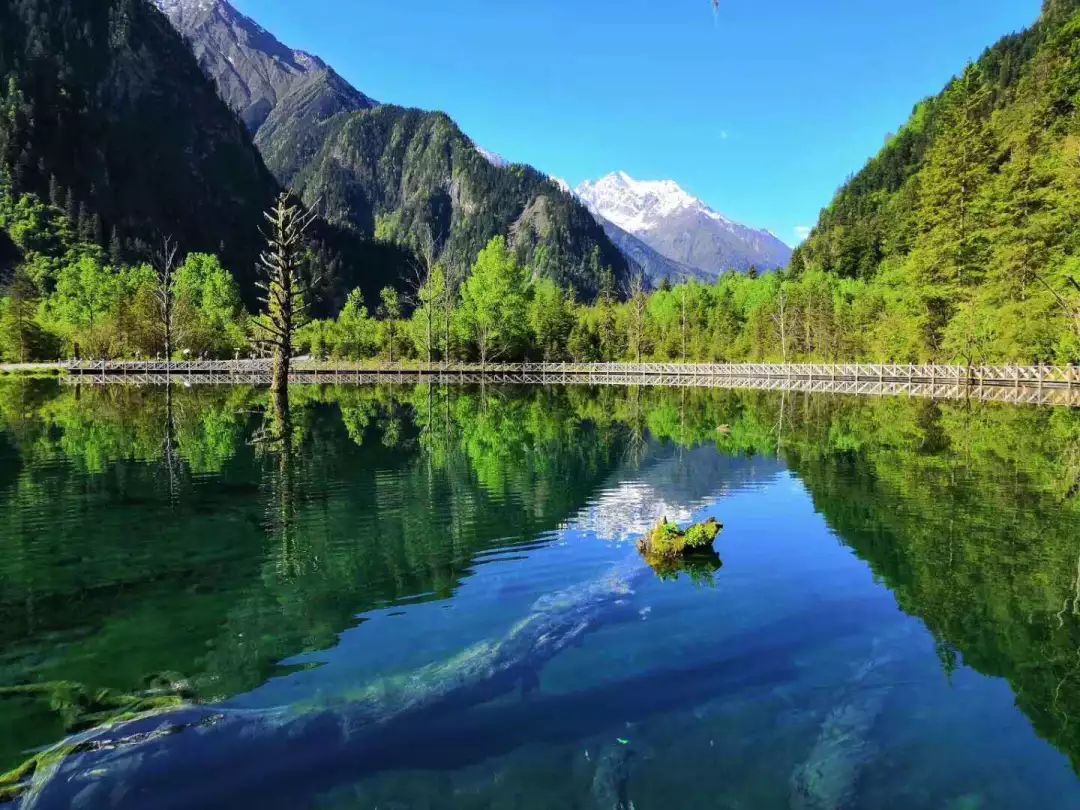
[791, 2, 1080, 365]
[2, 172, 1078, 368]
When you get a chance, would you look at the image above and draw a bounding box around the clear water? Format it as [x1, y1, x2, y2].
[0, 380, 1078, 809]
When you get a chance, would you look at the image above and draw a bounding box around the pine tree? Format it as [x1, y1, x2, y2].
[625, 273, 649, 363]
[77, 202, 94, 243]
[915, 67, 995, 287]
[64, 190, 77, 229]
[108, 226, 123, 266]
[598, 265, 617, 305]
[48, 174, 61, 208]
[0, 269, 41, 362]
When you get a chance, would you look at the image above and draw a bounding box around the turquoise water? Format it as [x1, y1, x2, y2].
[0, 381, 1078, 808]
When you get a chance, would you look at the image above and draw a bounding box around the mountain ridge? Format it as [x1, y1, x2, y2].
[0, 0, 279, 294]
[152, 0, 376, 134]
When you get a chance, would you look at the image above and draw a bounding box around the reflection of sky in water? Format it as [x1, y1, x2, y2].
[569, 445, 786, 542]
[238, 462, 1080, 810]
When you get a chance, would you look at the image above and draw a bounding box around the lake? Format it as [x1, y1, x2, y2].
[0, 380, 1078, 809]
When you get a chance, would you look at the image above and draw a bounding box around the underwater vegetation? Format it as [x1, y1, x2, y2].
[0, 678, 192, 802]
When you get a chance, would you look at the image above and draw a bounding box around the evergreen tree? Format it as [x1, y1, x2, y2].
[108, 226, 123, 267]
[917, 66, 995, 288]
[0, 268, 43, 361]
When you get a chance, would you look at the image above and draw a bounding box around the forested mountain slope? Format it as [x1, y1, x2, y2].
[267, 105, 628, 297]
[791, 0, 1080, 363]
[160, 0, 629, 298]
[0, 0, 279, 291]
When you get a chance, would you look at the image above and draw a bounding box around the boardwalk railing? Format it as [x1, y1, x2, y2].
[56, 369, 1080, 407]
[52, 360, 1080, 389]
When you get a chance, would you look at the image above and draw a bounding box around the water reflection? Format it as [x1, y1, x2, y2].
[0, 379, 1077, 807]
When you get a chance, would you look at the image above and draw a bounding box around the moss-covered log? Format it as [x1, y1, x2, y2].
[637, 517, 722, 561]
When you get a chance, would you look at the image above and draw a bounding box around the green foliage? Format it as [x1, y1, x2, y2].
[264, 104, 627, 301]
[638, 517, 722, 560]
[792, 3, 1080, 363]
[0, 183, 251, 361]
[377, 286, 403, 362]
[408, 264, 448, 362]
[457, 237, 529, 364]
[527, 277, 573, 361]
[174, 254, 248, 358]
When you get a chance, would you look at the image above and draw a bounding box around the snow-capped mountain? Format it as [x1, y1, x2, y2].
[576, 172, 792, 279]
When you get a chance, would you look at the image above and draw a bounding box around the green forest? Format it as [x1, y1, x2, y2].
[792, 0, 1080, 363]
[1, 0, 1080, 365]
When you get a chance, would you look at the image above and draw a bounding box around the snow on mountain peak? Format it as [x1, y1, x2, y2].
[551, 176, 573, 194]
[576, 171, 731, 236]
[574, 170, 793, 276]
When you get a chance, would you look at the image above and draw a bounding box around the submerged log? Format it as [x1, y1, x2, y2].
[13, 562, 648, 809]
[0, 680, 191, 803]
[789, 654, 895, 810]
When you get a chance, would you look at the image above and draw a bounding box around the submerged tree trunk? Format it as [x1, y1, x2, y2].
[272, 336, 290, 395]
[15, 561, 646, 806]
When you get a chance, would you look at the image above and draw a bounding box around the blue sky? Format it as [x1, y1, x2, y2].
[234, 0, 1041, 246]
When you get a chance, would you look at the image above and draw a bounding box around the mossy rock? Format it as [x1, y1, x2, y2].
[637, 517, 722, 560]
[637, 518, 724, 585]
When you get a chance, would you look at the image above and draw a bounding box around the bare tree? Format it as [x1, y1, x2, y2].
[153, 236, 181, 363]
[624, 272, 649, 363]
[679, 285, 689, 363]
[772, 285, 789, 363]
[252, 193, 318, 394]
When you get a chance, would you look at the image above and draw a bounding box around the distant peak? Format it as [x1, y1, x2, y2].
[575, 170, 792, 276]
[576, 171, 728, 233]
[153, 0, 223, 16]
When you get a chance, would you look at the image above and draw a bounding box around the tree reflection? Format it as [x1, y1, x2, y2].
[0, 380, 1077, 773]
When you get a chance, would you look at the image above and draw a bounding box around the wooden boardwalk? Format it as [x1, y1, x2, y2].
[39, 359, 1080, 387]
[36, 360, 1080, 407]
